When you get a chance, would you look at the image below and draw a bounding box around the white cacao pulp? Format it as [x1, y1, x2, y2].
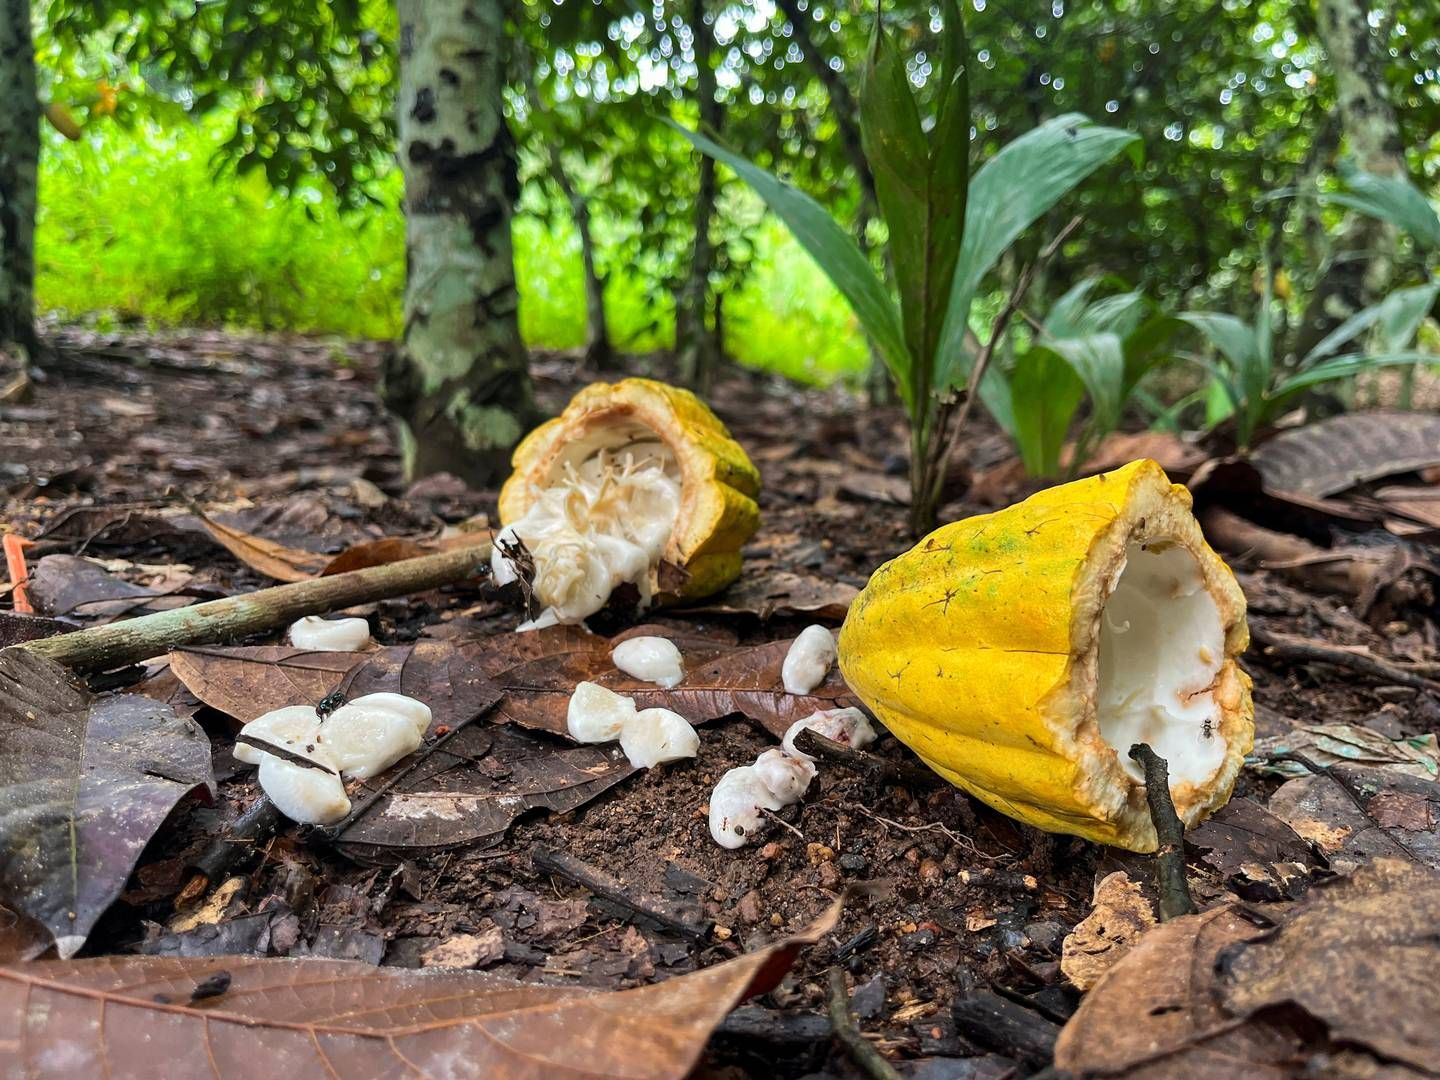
[493, 446, 682, 630]
[565, 680, 699, 769]
[611, 636, 685, 688]
[289, 616, 372, 652]
[782, 625, 837, 694]
[708, 748, 817, 849]
[782, 707, 877, 755]
[236, 693, 432, 824]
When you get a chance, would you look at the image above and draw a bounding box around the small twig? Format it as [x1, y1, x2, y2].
[532, 846, 713, 942]
[233, 735, 337, 774]
[760, 807, 806, 841]
[827, 967, 902, 1080]
[1249, 623, 1440, 693]
[178, 797, 283, 910]
[852, 805, 1005, 863]
[1128, 744, 1195, 920]
[791, 728, 940, 788]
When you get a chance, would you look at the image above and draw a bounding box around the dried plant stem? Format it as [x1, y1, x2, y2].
[827, 967, 902, 1080]
[9, 543, 491, 674]
[1128, 743, 1195, 920]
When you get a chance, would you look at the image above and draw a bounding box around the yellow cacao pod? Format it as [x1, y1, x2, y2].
[838, 459, 1252, 851]
[499, 377, 760, 604]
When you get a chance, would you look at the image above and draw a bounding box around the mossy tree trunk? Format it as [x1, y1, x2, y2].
[1292, 0, 1408, 362]
[0, 0, 39, 365]
[382, 0, 540, 487]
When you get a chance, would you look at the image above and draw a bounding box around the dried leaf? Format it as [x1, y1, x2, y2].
[169, 641, 502, 731]
[494, 636, 861, 739]
[320, 534, 490, 576]
[1255, 723, 1440, 782]
[192, 507, 330, 581]
[1253, 412, 1440, 497]
[1222, 859, 1440, 1072]
[334, 726, 634, 855]
[0, 899, 841, 1078]
[1055, 906, 1297, 1077]
[27, 554, 199, 622]
[1060, 871, 1156, 991]
[1267, 765, 1440, 872]
[681, 571, 858, 621]
[1184, 797, 1318, 901]
[0, 611, 76, 648]
[0, 650, 214, 957]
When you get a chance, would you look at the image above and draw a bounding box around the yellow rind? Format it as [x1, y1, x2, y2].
[838, 459, 1253, 851]
[498, 378, 761, 603]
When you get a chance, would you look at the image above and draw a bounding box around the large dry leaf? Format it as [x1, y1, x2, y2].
[334, 725, 634, 854]
[1184, 797, 1318, 902]
[1054, 906, 1297, 1077]
[192, 507, 330, 581]
[0, 650, 214, 958]
[494, 636, 861, 739]
[1252, 411, 1440, 497]
[27, 554, 201, 622]
[169, 641, 501, 731]
[319, 533, 490, 576]
[0, 899, 841, 1078]
[680, 571, 858, 621]
[1222, 858, 1440, 1072]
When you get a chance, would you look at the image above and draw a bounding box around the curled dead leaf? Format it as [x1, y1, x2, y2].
[1060, 871, 1156, 991]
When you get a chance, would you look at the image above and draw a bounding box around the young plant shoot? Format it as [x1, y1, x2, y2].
[676, 0, 1137, 532]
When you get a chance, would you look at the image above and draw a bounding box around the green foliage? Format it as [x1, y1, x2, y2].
[678, 0, 1136, 529]
[983, 279, 1178, 477]
[1324, 164, 1440, 253]
[1181, 279, 1440, 448]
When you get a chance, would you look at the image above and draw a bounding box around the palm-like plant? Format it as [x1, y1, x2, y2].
[674, 0, 1136, 533]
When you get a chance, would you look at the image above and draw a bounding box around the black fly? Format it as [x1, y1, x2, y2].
[316, 689, 347, 719]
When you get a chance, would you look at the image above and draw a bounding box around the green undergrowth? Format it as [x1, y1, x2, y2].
[36, 119, 870, 385]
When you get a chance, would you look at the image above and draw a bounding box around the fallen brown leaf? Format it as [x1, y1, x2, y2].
[1060, 871, 1156, 991]
[1222, 858, 1440, 1073]
[1252, 411, 1440, 497]
[1055, 906, 1297, 1077]
[192, 506, 331, 581]
[0, 650, 214, 958]
[0, 898, 841, 1078]
[681, 571, 858, 621]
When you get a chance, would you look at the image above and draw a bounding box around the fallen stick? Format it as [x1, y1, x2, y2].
[827, 967, 902, 1080]
[8, 542, 491, 674]
[1249, 623, 1440, 692]
[1129, 743, 1195, 920]
[532, 846, 713, 942]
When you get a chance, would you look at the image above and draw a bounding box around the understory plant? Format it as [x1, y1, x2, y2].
[676, 0, 1136, 533]
[1180, 276, 1438, 449]
[980, 279, 1180, 477]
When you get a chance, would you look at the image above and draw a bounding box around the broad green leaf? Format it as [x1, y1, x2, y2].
[1325, 164, 1440, 251]
[1010, 347, 1085, 476]
[860, 21, 934, 372]
[1042, 277, 1102, 338]
[1078, 290, 1146, 339]
[935, 115, 1139, 390]
[673, 124, 914, 406]
[1304, 283, 1440, 363]
[1045, 333, 1127, 436]
[979, 364, 1017, 437]
[1204, 376, 1236, 427]
[1270, 351, 1437, 406]
[1121, 314, 1183, 394]
[1179, 310, 1264, 411]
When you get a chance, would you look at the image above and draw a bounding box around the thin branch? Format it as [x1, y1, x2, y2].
[827, 967, 902, 1080]
[1129, 743, 1195, 920]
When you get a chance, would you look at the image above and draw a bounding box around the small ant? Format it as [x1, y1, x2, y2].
[1201, 718, 1214, 740]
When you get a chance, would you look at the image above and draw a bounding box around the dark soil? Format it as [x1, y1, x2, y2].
[4, 327, 1437, 1077]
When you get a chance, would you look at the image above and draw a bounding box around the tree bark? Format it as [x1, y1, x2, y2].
[0, 0, 39, 364]
[547, 155, 613, 369]
[1292, 0, 1408, 361]
[675, 0, 721, 391]
[381, 0, 540, 487]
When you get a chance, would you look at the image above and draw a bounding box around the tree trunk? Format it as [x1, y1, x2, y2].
[381, 0, 539, 487]
[675, 0, 721, 390]
[0, 0, 39, 366]
[548, 156, 613, 369]
[1292, 0, 1408, 361]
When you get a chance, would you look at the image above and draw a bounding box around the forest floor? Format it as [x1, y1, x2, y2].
[3, 328, 1439, 1077]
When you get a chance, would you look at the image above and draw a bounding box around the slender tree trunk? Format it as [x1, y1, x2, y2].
[381, 0, 539, 487]
[675, 0, 721, 390]
[0, 0, 39, 369]
[548, 156, 613, 369]
[1292, 0, 1408, 361]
